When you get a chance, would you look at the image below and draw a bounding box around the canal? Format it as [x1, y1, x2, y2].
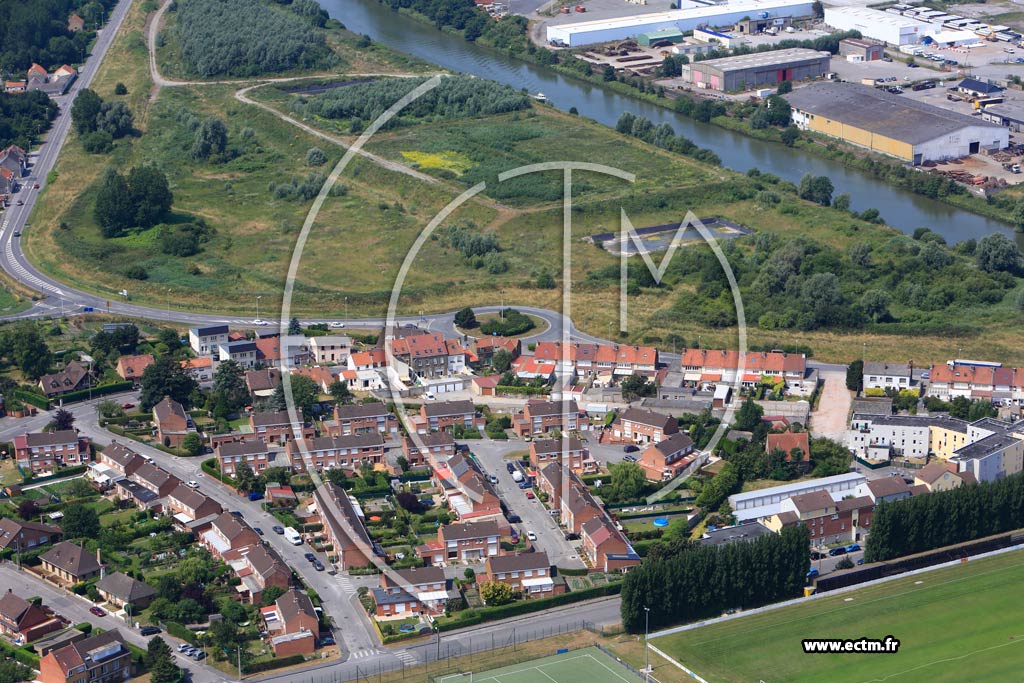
[324, 0, 1015, 243]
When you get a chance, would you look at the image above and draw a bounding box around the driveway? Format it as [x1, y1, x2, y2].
[809, 370, 851, 441]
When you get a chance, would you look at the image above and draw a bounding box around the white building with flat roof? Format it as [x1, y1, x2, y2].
[727, 471, 866, 522]
[547, 0, 813, 47]
[824, 6, 930, 45]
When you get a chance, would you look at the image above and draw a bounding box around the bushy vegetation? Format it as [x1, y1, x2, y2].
[174, 0, 334, 77]
[0, 0, 114, 73]
[0, 90, 58, 149]
[865, 471, 1024, 562]
[93, 166, 173, 237]
[70, 88, 134, 153]
[615, 112, 720, 166]
[376, 0, 529, 49]
[291, 76, 531, 130]
[479, 308, 534, 336]
[620, 525, 810, 632]
[689, 30, 863, 63]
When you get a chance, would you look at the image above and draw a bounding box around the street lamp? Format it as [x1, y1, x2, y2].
[256, 295, 262, 322]
[500, 289, 505, 319]
[345, 296, 349, 320]
[644, 606, 651, 682]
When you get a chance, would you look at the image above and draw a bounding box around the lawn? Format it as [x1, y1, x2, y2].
[0, 459, 22, 488]
[653, 550, 1024, 683]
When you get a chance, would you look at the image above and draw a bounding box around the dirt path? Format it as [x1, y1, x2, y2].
[809, 369, 852, 441]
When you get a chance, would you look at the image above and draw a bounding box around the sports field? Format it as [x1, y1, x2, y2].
[653, 550, 1024, 683]
[433, 647, 644, 683]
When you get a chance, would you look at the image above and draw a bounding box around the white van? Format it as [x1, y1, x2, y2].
[283, 527, 302, 545]
[512, 470, 524, 483]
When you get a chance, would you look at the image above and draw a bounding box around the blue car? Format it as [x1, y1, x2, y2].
[806, 567, 819, 579]
[845, 543, 861, 553]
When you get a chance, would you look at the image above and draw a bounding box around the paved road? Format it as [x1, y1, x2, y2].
[809, 369, 852, 439]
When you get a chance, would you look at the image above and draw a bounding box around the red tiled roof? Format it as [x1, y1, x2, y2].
[766, 432, 810, 462]
[680, 348, 806, 374]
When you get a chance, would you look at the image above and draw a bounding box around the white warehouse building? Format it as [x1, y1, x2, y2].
[547, 0, 814, 47]
[824, 6, 932, 45]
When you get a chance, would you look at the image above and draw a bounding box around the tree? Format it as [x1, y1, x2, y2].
[190, 117, 228, 160]
[479, 581, 515, 606]
[128, 165, 173, 228]
[535, 272, 556, 289]
[835, 556, 855, 570]
[146, 636, 173, 668]
[846, 359, 863, 392]
[305, 147, 327, 166]
[328, 379, 352, 405]
[114, 82, 128, 96]
[62, 506, 100, 539]
[208, 619, 239, 650]
[234, 461, 257, 493]
[860, 289, 891, 323]
[620, 374, 656, 401]
[395, 455, 409, 472]
[798, 174, 833, 206]
[288, 316, 303, 335]
[733, 397, 764, 431]
[180, 432, 204, 456]
[96, 101, 134, 138]
[17, 499, 39, 520]
[269, 374, 318, 414]
[71, 89, 103, 134]
[211, 359, 248, 414]
[847, 241, 870, 266]
[395, 491, 424, 513]
[0, 324, 54, 380]
[491, 349, 513, 373]
[52, 408, 75, 431]
[139, 356, 198, 410]
[779, 125, 799, 147]
[149, 650, 181, 683]
[454, 307, 477, 329]
[608, 461, 646, 503]
[776, 80, 793, 95]
[93, 167, 134, 237]
[261, 584, 286, 607]
[976, 233, 1020, 273]
[602, 64, 616, 81]
[0, 659, 32, 683]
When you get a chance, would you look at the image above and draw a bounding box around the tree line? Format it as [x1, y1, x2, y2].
[93, 165, 174, 238]
[0, 0, 114, 73]
[290, 76, 532, 131]
[620, 525, 810, 632]
[174, 0, 334, 77]
[865, 470, 1024, 562]
[70, 88, 134, 153]
[0, 90, 58, 150]
[615, 112, 721, 166]
[376, 0, 529, 49]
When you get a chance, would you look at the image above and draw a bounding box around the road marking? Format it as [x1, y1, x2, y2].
[337, 575, 358, 596]
[4, 240, 63, 295]
[348, 649, 381, 660]
[394, 649, 418, 666]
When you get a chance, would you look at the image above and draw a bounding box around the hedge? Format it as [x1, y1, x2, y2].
[243, 654, 305, 673]
[0, 637, 39, 666]
[400, 469, 432, 482]
[496, 385, 549, 396]
[10, 388, 50, 410]
[23, 465, 88, 484]
[435, 582, 621, 632]
[164, 621, 198, 645]
[201, 459, 235, 486]
[74, 622, 93, 635]
[351, 485, 390, 499]
[556, 567, 588, 576]
[56, 381, 134, 404]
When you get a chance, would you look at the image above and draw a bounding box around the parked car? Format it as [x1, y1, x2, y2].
[304, 553, 317, 562]
[33, 183, 39, 189]
[518, 481, 531, 489]
[177, 644, 190, 653]
[857, 558, 865, 565]
[272, 525, 285, 534]
[15, 200, 22, 206]
[191, 651, 206, 661]
[506, 462, 516, 474]
[506, 513, 521, 523]
[248, 492, 263, 501]
[565, 532, 580, 541]
[623, 454, 638, 463]
[12, 231, 19, 237]
[186, 480, 199, 489]
[140, 626, 161, 636]
[121, 402, 135, 409]
[313, 561, 325, 572]
[254, 527, 264, 536]
[89, 606, 105, 617]
[806, 567, 819, 579]
[230, 510, 243, 517]
[526, 531, 537, 541]
[488, 474, 498, 484]
[810, 551, 825, 560]
[828, 547, 847, 557]
[623, 444, 639, 453]
[525, 490, 535, 499]
[320, 636, 336, 646]
[845, 543, 861, 553]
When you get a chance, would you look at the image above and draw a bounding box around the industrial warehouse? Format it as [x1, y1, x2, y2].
[785, 82, 1009, 165]
[546, 0, 813, 47]
[687, 48, 830, 91]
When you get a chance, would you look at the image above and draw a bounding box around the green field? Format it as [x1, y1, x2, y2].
[433, 647, 643, 683]
[653, 550, 1024, 683]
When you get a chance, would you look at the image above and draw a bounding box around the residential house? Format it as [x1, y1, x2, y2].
[245, 368, 281, 398]
[612, 407, 679, 445]
[286, 434, 385, 474]
[470, 375, 501, 397]
[679, 348, 814, 396]
[431, 452, 502, 521]
[914, 462, 968, 492]
[346, 349, 387, 390]
[113, 479, 159, 512]
[766, 431, 811, 472]
[314, 483, 381, 570]
[235, 544, 292, 604]
[422, 520, 501, 565]
[152, 397, 193, 448]
[560, 474, 603, 534]
[389, 332, 468, 379]
[0, 589, 62, 642]
[0, 518, 62, 552]
[217, 440, 273, 477]
[859, 477, 913, 503]
[537, 462, 564, 508]
[764, 492, 875, 545]
[862, 361, 914, 392]
[261, 589, 318, 656]
[512, 399, 589, 436]
[531, 342, 659, 380]
[115, 354, 154, 384]
[166, 484, 222, 525]
[925, 360, 1021, 405]
[96, 442, 144, 479]
[580, 518, 640, 572]
[330, 402, 398, 436]
[14, 431, 89, 474]
[38, 360, 90, 398]
[374, 566, 450, 618]
[68, 13, 85, 31]
[250, 410, 313, 445]
[200, 512, 261, 561]
[473, 336, 520, 367]
[509, 356, 557, 382]
[95, 572, 156, 609]
[529, 437, 586, 472]
[188, 324, 229, 356]
[401, 433, 456, 469]
[180, 357, 214, 383]
[254, 335, 311, 368]
[38, 629, 132, 683]
[130, 462, 181, 498]
[0, 145, 26, 177]
[414, 400, 483, 434]
[219, 340, 258, 369]
[639, 432, 696, 481]
[39, 542, 101, 584]
[482, 552, 563, 598]
[309, 336, 351, 364]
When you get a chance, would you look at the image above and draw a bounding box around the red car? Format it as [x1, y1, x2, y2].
[525, 490, 535, 499]
[89, 606, 106, 617]
[121, 402, 135, 409]
[33, 183, 39, 189]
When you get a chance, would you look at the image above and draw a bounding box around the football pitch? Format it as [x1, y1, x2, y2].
[652, 550, 1024, 683]
[432, 646, 644, 683]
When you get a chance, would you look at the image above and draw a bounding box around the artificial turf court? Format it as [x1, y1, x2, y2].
[652, 549, 1024, 683]
[432, 646, 643, 683]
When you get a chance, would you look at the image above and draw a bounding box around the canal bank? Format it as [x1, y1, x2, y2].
[325, 0, 1018, 244]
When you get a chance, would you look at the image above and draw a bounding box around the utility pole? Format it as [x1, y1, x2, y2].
[256, 295, 262, 322]
[500, 290, 505, 319]
[237, 645, 242, 680]
[644, 606, 651, 682]
[345, 296, 348, 320]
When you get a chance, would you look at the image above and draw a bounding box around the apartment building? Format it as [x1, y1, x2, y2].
[374, 566, 451, 618]
[389, 333, 469, 379]
[401, 433, 456, 469]
[218, 340, 258, 369]
[329, 402, 399, 436]
[189, 324, 229, 355]
[309, 336, 352, 364]
[39, 630, 132, 683]
[862, 361, 914, 391]
[529, 437, 586, 472]
[679, 348, 813, 395]
[14, 430, 89, 474]
[512, 399, 589, 436]
[612, 407, 679, 445]
[286, 434, 385, 474]
[217, 440, 274, 477]
[414, 400, 484, 434]
[531, 342, 659, 379]
[763, 491, 875, 545]
[315, 483, 381, 570]
[250, 410, 314, 445]
[432, 520, 502, 564]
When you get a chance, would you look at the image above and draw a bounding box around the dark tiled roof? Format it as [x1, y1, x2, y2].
[40, 541, 100, 576]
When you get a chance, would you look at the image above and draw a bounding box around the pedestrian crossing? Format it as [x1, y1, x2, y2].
[394, 649, 418, 666]
[348, 648, 382, 661]
[337, 575, 358, 596]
